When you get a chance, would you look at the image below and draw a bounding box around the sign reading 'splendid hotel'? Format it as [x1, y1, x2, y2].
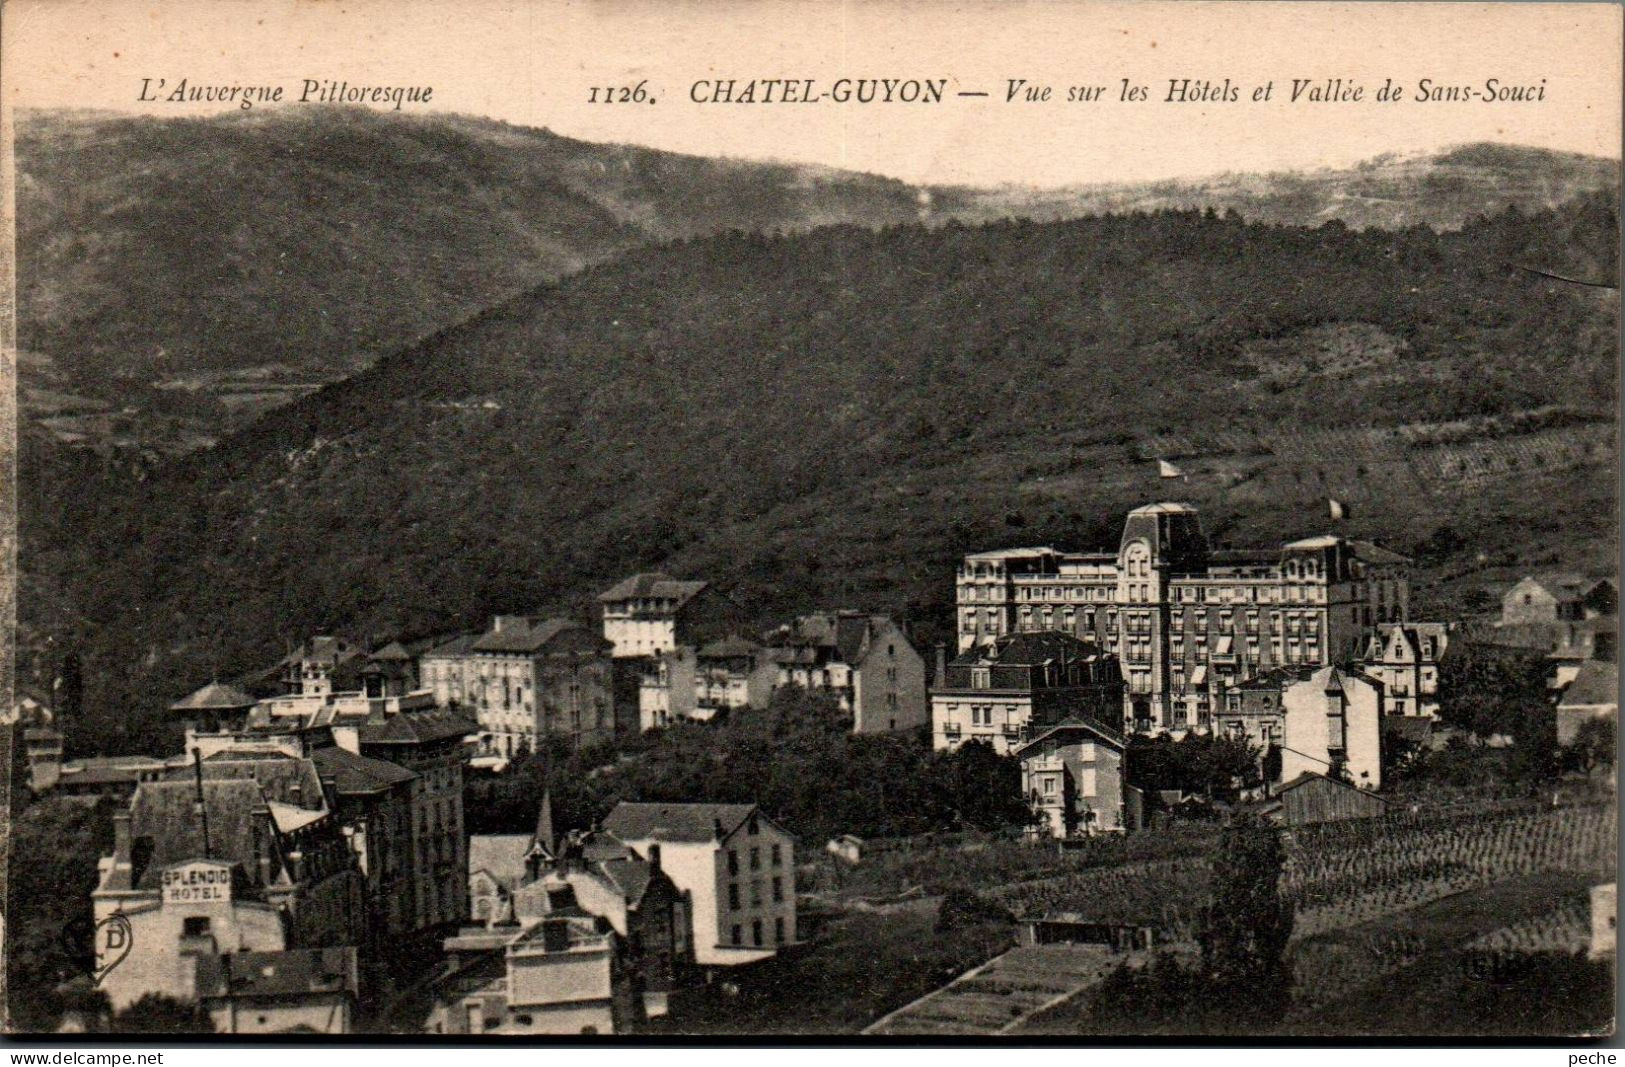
[161, 860, 234, 905]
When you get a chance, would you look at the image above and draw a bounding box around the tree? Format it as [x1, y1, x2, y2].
[1198, 814, 1294, 1020]
[1438, 642, 1551, 739]
[1564, 716, 1616, 774]
[110, 993, 214, 1034]
[5, 798, 114, 1032]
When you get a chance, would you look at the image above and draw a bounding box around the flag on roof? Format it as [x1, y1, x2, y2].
[1328, 498, 1349, 520]
[1158, 459, 1186, 479]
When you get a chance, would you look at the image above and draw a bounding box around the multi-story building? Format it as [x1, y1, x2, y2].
[309, 744, 419, 949]
[433, 878, 640, 1035]
[598, 574, 748, 660]
[1360, 622, 1449, 718]
[544, 830, 693, 1018]
[1280, 665, 1385, 790]
[92, 777, 364, 1014]
[348, 707, 476, 933]
[170, 677, 475, 939]
[601, 802, 795, 967]
[636, 638, 778, 731]
[1016, 718, 1129, 838]
[931, 632, 1124, 755]
[419, 616, 615, 756]
[1215, 666, 1312, 778]
[764, 612, 928, 733]
[956, 502, 1411, 733]
[692, 638, 778, 721]
[193, 947, 360, 1035]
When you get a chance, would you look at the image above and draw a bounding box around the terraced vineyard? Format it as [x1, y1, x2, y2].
[981, 801, 1614, 945]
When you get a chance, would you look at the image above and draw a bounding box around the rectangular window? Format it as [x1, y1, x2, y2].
[727, 849, 739, 875]
[750, 847, 760, 871]
[772, 876, 783, 902]
[731, 924, 742, 946]
[752, 880, 762, 907]
[729, 883, 740, 910]
[771, 843, 782, 866]
[753, 920, 764, 947]
[775, 917, 786, 943]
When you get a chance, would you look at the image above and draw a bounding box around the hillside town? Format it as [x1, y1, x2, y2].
[7, 501, 1617, 1035]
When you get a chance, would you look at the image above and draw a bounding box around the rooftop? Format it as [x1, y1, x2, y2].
[170, 681, 257, 712]
[598, 572, 709, 604]
[602, 802, 763, 844]
[1559, 659, 1619, 709]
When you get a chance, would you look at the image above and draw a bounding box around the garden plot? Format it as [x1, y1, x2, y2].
[865, 944, 1128, 1036]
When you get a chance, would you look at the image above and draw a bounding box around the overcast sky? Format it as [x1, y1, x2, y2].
[4, 0, 1620, 187]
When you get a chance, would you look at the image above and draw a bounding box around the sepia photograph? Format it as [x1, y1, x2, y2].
[0, 0, 1619, 1044]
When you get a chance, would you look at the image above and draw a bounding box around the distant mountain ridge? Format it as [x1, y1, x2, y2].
[14, 106, 1620, 452]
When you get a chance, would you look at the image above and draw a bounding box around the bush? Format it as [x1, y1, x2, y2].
[935, 887, 1015, 932]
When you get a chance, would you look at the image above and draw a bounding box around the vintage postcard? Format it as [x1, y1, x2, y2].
[0, 0, 1619, 1043]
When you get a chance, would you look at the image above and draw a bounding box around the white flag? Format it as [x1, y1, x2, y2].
[1328, 498, 1347, 520]
[1158, 459, 1185, 479]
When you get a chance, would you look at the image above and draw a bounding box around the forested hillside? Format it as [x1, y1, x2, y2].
[21, 194, 1618, 754]
[16, 105, 1619, 455]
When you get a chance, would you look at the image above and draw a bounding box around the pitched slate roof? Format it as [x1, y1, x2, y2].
[358, 707, 477, 745]
[170, 681, 257, 712]
[1559, 660, 1619, 709]
[593, 856, 654, 909]
[193, 948, 358, 1001]
[1014, 717, 1126, 756]
[598, 573, 709, 604]
[471, 617, 582, 654]
[178, 751, 326, 809]
[127, 779, 275, 890]
[601, 802, 761, 844]
[469, 834, 533, 890]
[1382, 715, 1434, 746]
[768, 612, 900, 666]
[697, 636, 762, 659]
[421, 633, 479, 659]
[953, 630, 1099, 668]
[369, 641, 413, 662]
[310, 745, 416, 795]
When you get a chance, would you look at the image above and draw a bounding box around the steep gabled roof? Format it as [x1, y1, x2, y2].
[310, 745, 416, 795]
[1014, 717, 1126, 757]
[602, 801, 761, 844]
[697, 635, 763, 659]
[170, 681, 257, 712]
[421, 633, 479, 659]
[194, 948, 358, 1001]
[127, 779, 275, 890]
[953, 630, 1100, 668]
[178, 751, 326, 809]
[369, 641, 413, 662]
[358, 707, 477, 746]
[471, 617, 584, 654]
[469, 834, 533, 890]
[1559, 659, 1619, 709]
[598, 573, 709, 604]
[1348, 540, 1411, 565]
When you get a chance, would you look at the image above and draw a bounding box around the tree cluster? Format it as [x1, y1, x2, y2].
[466, 689, 1034, 845]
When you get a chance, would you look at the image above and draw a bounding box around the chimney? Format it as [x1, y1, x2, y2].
[113, 810, 131, 861]
[934, 644, 948, 686]
[713, 817, 724, 840]
[647, 843, 661, 871]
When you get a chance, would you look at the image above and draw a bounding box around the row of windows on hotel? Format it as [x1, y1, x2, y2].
[960, 555, 1341, 582]
[726, 876, 786, 909]
[727, 842, 784, 873]
[729, 916, 788, 948]
[961, 582, 1336, 605]
[964, 604, 1331, 634]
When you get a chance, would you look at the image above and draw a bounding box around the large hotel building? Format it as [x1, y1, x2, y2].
[955, 502, 1411, 733]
